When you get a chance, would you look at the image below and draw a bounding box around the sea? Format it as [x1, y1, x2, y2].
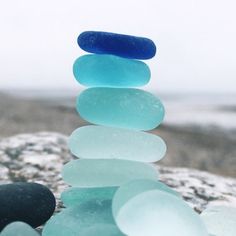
[5, 89, 236, 132]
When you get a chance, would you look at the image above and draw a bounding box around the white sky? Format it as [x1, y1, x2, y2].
[0, 0, 235, 93]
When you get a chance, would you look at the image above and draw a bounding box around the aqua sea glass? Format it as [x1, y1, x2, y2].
[78, 31, 156, 59]
[62, 159, 158, 187]
[80, 224, 125, 236]
[42, 200, 117, 236]
[115, 190, 208, 236]
[76, 88, 165, 131]
[112, 179, 181, 218]
[61, 186, 118, 208]
[1, 222, 39, 236]
[69, 125, 166, 162]
[73, 54, 151, 87]
[201, 206, 236, 236]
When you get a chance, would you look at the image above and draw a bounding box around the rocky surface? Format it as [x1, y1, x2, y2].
[0, 132, 236, 216]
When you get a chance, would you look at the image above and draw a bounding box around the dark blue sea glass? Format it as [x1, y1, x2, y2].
[77, 31, 156, 59]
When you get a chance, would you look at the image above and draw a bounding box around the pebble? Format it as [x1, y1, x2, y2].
[62, 159, 158, 187]
[0, 182, 56, 230]
[201, 206, 236, 236]
[114, 190, 208, 236]
[112, 179, 181, 218]
[42, 200, 120, 236]
[76, 88, 165, 131]
[80, 224, 125, 236]
[61, 186, 118, 208]
[73, 54, 150, 87]
[0, 222, 39, 236]
[69, 125, 166, 162]
[77, 31, 156, 59]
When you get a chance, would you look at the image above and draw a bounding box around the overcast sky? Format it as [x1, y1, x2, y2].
[0, 0, 235, 93]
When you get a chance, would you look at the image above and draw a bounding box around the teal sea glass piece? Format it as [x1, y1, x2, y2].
[112, 179, 181, 218]
[1, 222, 39, 236]
[62, 159, 158, 187]
[73, 54, 151, 87]
[80, 224, 125, 236]
[69, 125, 166, 162]
[61, 186, 118, 207]
[42, 200, 117, 236]
[115, 190, 208, 236]
[76, 88, 165, 131]
[201, 206, 236, 236]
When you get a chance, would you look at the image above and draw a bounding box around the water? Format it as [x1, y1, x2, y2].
[5, 89, 236, 130]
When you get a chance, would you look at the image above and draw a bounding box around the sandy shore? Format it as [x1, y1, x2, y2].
[0, 92, 235, 177]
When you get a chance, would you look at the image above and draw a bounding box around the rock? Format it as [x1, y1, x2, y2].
[77, 31, 156, 59]
[62, 159, 158, 187]
[0, 132, 235, 215]
[73, 54, 151, 87]
[0, 182, 56, 230]
[1, 222, 39, 236]
[69, 125, 166, 162]
[76, 88, 165, 130]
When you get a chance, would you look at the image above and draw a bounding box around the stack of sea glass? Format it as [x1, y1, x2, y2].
[42, 31, 209, 236]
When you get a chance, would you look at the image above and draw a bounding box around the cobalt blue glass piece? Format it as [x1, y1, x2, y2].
[77, 31, 156, 59]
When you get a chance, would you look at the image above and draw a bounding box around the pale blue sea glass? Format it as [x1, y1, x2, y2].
[112, 179, 181, 218]
[115, 190, 208, 236]
[69, 125, 166, 162]
[62, 159, 158, 187]
[73, 54, 151, 87]
[42, 200, 120, 236]
[61, 187, 118, 207]
[80, 224, 125, 236]
[1, 222, 39, 236]
[201, 206, 236, 236]
[76, 88, 165, 131]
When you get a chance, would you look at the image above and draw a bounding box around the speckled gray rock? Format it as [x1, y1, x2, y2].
[0, 132, 236, 215]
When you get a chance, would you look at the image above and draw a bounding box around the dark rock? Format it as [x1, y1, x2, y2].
[0, 182, 56, 230]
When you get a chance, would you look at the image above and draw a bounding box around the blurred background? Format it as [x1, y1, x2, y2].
[0, 0, 235, 177]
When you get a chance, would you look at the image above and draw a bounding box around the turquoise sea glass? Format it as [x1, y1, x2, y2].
[42, 200, 120, 236]
[73, 54, 151, 87]
[115, 190, 208, 236]
[62, 159, 158, 187]
[76, 88, 165, 131]
[201, 206, 236, 236]
[112, 179, 181, 218]
[69, 125, 166, 162]
[1, 222, 39, 236]
[80, 224, 125, 236]
[61, 187, 118, 207]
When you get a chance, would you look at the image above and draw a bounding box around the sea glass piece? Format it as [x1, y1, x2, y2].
[201, 206, 236, 236]
[112, 179, 181, 218]
[76, 88, 165, 131]
[73, 54, 151, 87]
[69, 125, 166, 162]
[1, 222, 39, 236]
[80, 224, 125, 236]
[77, 31, 156, 59]
[115, 190, 208, 236]
[62, 159, 158, 187]
[61, 186, 118, 207]
[42, 200, 118, 236]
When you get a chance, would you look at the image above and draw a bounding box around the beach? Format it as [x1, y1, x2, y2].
[0, 90, 235, 177]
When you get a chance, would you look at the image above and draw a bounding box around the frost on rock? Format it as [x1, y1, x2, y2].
[0, 132, 235, 214]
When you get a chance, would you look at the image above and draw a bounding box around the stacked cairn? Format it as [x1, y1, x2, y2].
[42, 31, 209, 236]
